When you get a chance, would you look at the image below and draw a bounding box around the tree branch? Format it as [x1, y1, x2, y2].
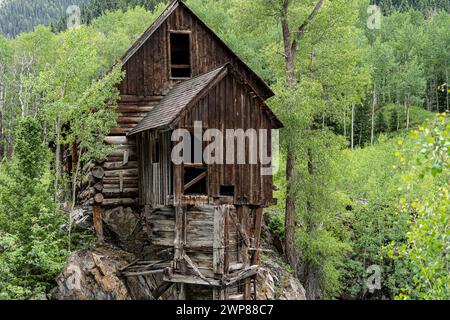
[295, 0, 325, 39]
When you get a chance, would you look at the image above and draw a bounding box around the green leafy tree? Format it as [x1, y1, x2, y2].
[389, 113, 450, 299]
[0, 117, 67, 299]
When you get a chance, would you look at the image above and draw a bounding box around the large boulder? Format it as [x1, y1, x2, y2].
[51, 246, 134, 300]
[102, 206, 147, 255]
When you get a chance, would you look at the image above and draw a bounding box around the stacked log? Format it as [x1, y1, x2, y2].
[78, 96, 162, 208]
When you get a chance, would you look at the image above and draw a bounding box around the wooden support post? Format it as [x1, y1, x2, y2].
[174, 205, 186, 272]
[92, 205, 104, 244]
[252, 208, 264, 265]
[213, 205, 228, 300]
[152, 282, 174, 300]
[240, 206, 251, 299]
[213, 205, 226, 275]
[177, 283, 186, 300]
[173, 164, 183, 206]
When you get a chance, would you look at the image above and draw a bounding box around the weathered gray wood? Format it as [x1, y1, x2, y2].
[102, 188, 138, 198]
[94, 193, 104, 204]
[151, 281, 174, 300]
[182, 254, 212, 285]
[252, 208, 264, 265]
[229, 207, 250, 247]
[102, 198, 136, 206]
[122, 269, 165, 277]
[174, 205, 186, 270]
[104, 136, 136, 146]
[213, 205, 227, 275]
[93, 182, 104, 192]
[103, 161, 138, 170]
[92, 166, 105, 179]
[223, 265, 259, 287]
[164, 273, 221, 287]
[104, 169, 138, 178]
[229, 263, 244, 272]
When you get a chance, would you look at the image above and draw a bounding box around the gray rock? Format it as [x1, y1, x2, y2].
[51, 246, 134, 300]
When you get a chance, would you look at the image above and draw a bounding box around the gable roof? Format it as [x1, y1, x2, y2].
[120, 0, 274, 100]
[127, 64, 282, 136]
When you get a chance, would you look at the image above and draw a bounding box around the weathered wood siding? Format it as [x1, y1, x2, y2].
[136, 130, 172, 206]
[119, 4, 268, 99]
[176, 72, 274, 206]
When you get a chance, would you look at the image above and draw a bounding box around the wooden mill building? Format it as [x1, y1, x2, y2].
[77, 0, 282, 300]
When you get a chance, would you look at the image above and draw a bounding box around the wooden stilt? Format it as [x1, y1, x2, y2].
[92, 205, 104, 244]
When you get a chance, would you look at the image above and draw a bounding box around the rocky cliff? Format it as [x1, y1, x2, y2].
[52, 207, 306, 300]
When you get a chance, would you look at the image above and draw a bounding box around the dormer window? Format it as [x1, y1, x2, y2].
[169, 31, 191, 78]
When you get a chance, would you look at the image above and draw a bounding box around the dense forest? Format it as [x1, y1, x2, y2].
[0, 0, 89, 38]
[0, 0, 449, 300]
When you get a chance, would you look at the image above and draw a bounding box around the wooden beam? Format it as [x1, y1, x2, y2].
[121, 269, 165, 277]
[223, 265, 259, 287]
[229, 208, 251, 247]
[92, 205, 104, 244]
[252, 208, 264, 265]
[164, 273, 221, 287]
[151, 282, 174, 300]
[213, 205, 227, 275]
[174, 205, 186, 271]
[183, 171, 207, 191]
[183, 254, 212, 285]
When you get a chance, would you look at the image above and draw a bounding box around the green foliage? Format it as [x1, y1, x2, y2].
[0, 0, 448, 301]
[0, 117, 67, 299]
[337, 114, 449, 300]
[389, 113, 450, 299]
[337, 136, 411, 299]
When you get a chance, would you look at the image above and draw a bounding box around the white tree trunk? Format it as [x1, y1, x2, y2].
[371, 85, 377, 145]
[351, 104, 355, 150]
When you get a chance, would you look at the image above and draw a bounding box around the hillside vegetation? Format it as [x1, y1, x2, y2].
[0, 0, 448, 300]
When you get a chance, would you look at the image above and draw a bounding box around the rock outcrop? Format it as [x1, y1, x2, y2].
[256, 219, 307, 300]
[51, 246, 134, 300]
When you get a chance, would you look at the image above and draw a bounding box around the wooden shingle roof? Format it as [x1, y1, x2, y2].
[128, 64, 282, 136]
[128, 65, 228, 135]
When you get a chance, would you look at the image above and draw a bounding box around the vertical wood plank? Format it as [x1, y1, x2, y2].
[213, 205, 226, 275]
[93, 205, 104, 244]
